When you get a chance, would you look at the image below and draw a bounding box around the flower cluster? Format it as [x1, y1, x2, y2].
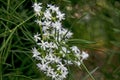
[32, 2, 89, 80]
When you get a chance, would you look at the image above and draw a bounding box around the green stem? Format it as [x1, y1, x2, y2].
[80, 62, 95, 80]
[0, 54, 2, 80]
[7, 0, 10, 26]
[39, 25, 43, 39]
[0, 14, 35, 51]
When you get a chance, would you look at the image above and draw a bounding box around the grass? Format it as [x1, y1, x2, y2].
[0, 0, 120, 80]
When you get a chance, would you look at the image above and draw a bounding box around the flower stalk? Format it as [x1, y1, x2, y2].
[32, 2, 89, 80]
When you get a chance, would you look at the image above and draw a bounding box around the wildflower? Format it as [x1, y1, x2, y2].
[42, 20, 51, 27]
[57, 63, 68, 78]
[47, 4, 59, 13]
[33, 3, 42, 16]
[35, 19, 43, 26]
[46, 66, 55, 77]
[81, 51, 89, 60]
[32, 3, 89, 80]
[45, 53, 56, 62]
[36, 61, 48, 71]
[51, 71, 58, 79]
[71, 46, 80, 54]
[56, 11, 65, 21]
[52, 21, 62, 30]
[74, 61, 81, 66]
[37, 41, 49, 50]
[65, 31, 73, 39]
[32, 47, 40, 57]
[60, 47, 70, 54]
[34, 32, 41, 42]
[44, 9, 52, 20]
[49, 42, 58, 49]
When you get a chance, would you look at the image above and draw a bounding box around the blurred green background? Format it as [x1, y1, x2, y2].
[0, 0, 120, 80]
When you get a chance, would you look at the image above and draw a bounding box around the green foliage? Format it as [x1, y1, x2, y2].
[0, 0, 120, 80]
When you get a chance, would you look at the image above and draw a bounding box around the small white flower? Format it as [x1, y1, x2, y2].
[60, 47, 70, 54]
[57, 63, 68, 78]
[81, 51, 89, 60]
[52, 21, 62, 30]
[43, 20, 51, 27]
[33, 3, 42, 16]
[45, 53, 55, 62]
[61, 47, 67, 53]
[51, 71, 58, 79]
[71, 46, 80, 54]
[46, 66, 54, 77]
[32, 47, 40, 57]
[35, 19, 43, 26]
[49, 42, 58, 49]
[37, 61, 48, 71]
[47, 4, 59, 13]
[42, 26, 49, 32]
[60, 70, 68, 79]
[44, 9, 52, 20]
[74, 61, 81, 66]
[54, 57, 61, 63]
[34, 32, 41, 42]
[66, 31, 73, 39]
[64, 60, 73, 65]
[37, 41, 49, 50]
[56, 11, 65, 21]
[57, 63, 67, 72]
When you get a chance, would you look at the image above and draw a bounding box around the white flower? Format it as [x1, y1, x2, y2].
[51, 71, 58, 79]
[42, 26, 49, 32]
[54, 57, 61, 63]
[66, 31, 73, 39]
[71, 46, 80, 54]
[52, 21, 62, 30]
[45, 53, 61, 63]
[42, 20, 51, 27]
[61, 47, 67, 53]
[32, 3, 89, 80]
[64, 60, 73, 65]
[45, 53, 55, 62]
[60, 47, 70, 54]
[56, 11, 65, 21]
[59, 28, 73, 40]
[35, 19, 43, 26]
[47, 4, 59, 13]
[60, 71, 68, 79]
[34, 32, 41, 42]
[44, 9, 52, 20]
[74, 61, 81, 66]
[37, 41, 49, 50]
[57, 63, 68, 78]
[46, 66, 54, 77]
[81, 51, 89, 60]
[36, 61, 48, 71]
[32, 47, 40, 57]
[33, 3, 42, 16]
[49, 42, 58, 49]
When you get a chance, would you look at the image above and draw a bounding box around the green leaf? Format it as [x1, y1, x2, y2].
[68, 39, 96, 44]
[110, 41, 120, 47]
[113, 28, 120, 33]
